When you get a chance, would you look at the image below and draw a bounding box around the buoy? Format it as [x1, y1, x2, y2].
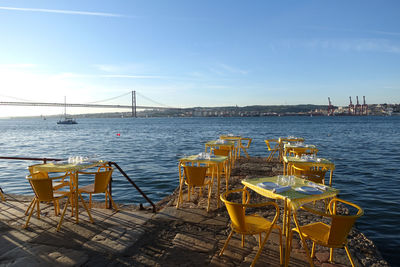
[117, 133, 121, 136]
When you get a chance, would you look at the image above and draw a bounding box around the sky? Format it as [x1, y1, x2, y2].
[0, 0, 400, 117]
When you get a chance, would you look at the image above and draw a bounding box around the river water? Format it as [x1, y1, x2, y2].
[0, 116, 398, 265]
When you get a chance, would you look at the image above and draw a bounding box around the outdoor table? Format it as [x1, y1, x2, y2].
[283, 143, 318, 158]
[242, 176, 339, 266]
[220, 135, 252, 159]
[32, 160, 106, 224]
[205, 140, 235, 168]
[278, 137, 305, 161]
[283, 156, 335, 186]
[178, 155, 228, 208]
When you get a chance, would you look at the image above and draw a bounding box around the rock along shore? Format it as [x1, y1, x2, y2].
[0, 157, 390, 266]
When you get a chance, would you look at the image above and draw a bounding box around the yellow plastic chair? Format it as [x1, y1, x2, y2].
[25, 174, 73, 231]
[291, 165, 328, 184]
[219, 189, 283, 267]
[287, 147, 319, 158]
[240, 137, 252, 158]
[78, 167, 118, 211]
[0, 187, 5, 201]
[265, 139, 279, 161]
[179, 165, 212, 211]
[25, 171, 72, 217]
[289, 198, 364, 267]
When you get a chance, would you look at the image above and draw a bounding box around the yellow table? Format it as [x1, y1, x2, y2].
[32, 160, 106, 223]
[178, 155, 228, 208]
[278, 137, 305, 161]
[283, 156, 335, 186]
[284, 143, 318, 158]
[242, 176, 339, 266]
[205, 140, 235, 168]
[220, 135, 252, 159]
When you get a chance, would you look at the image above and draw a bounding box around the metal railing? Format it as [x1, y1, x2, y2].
[0, 156, 156, 212]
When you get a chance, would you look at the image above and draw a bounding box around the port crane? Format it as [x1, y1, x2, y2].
[327, 97, 335, 116]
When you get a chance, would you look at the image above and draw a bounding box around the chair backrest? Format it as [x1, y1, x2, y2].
[28, 164, 49, 178]
[220, 189, 250, 232]
[327, 198, 364, 246]
[265, 139, 278, 151]
[241, 137, 252, 148]
[213, 148, 230, 157]
[292, 165, 327, 184]
[26, 174, 54, 201]
[183, 166, 208, 187]
[94, 169, 114, 193]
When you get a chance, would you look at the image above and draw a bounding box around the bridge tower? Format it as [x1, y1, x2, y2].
[132, 90, 137, 117]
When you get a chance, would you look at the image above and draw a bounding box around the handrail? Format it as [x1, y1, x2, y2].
[109, 161, 157, 213]
[0, 156, 63, 163]
[0, 156, 157, 213]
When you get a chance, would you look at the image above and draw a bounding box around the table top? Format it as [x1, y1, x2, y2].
[32, 160, 105, 173]
[283, 156, 335, 169]
[284, 143, 316, 149]
[220, 135, 241, 140]
[242, 176, 339, 210]
[205, 140, 235, 147]
[279, 137, 305, 143]
[179, 155, 228, 164]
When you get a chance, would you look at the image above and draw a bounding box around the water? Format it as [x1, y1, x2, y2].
[0, 116, 399, 265]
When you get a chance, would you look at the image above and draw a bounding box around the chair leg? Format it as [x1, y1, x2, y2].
[36, 200, 41, 219]
[206, 183, 212, 212]
[219, 230, 234, 256]
[79, 193, 94, 223]
[24, 199, 37, 228]
[241, 235, 245, 247]
[329, 247, 334, 262]
[57, 197, 70, 231]
[89, 193, 92, 209]
[25, 198, 35, 215]
[106, 191, 119, 212]
[53, 200, 58, 216]
[344, 244, 356, 267]
[259, 233, 262, 248]
[274, 226, 283, 265]
[252, 228, 273, 267]
[0, 189, 4, 201]
[311, 242, 316, 258]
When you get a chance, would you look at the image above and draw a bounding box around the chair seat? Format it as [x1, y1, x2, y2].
[233, 214, 273, 235]
[78, 184, 95, 193]
[296, 222, 330, 245]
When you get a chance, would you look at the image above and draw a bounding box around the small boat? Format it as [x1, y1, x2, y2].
[57, 117, 77, 124]
[57, 96, 78, 125]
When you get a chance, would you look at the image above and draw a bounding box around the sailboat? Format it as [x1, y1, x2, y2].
[57, 96, 77, 124]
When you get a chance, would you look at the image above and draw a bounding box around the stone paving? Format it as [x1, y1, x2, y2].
[0, 158, 390, 266]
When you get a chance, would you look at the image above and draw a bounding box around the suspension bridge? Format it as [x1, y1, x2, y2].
[0, 91, 174, 117]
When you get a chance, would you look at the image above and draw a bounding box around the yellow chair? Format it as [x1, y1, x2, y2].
[25, 174, 73, 231]
[291, 165, 328, 184]
[25, 170, 72, 217]
[219, 189, 283, 267]
[287, 147, 319, 158]
[179, 165, 212, 211]
[265, 139, 279, 161]
[239, 137, 252, 158]
[0, 187, 5, 201]
[78, 167, 118, 211]
[289, 198, 364, 267]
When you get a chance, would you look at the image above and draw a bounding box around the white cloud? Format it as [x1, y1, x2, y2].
[0, 6, 125, 17]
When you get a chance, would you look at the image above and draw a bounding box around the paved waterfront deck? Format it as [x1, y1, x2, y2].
[0, 158, 390, 266]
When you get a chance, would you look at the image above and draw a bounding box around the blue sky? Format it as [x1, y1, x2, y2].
[0, 1, 399, 116]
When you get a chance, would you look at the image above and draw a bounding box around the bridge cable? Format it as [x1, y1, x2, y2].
[85, 91, 131, 104]
[135, 92, 173, 108]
